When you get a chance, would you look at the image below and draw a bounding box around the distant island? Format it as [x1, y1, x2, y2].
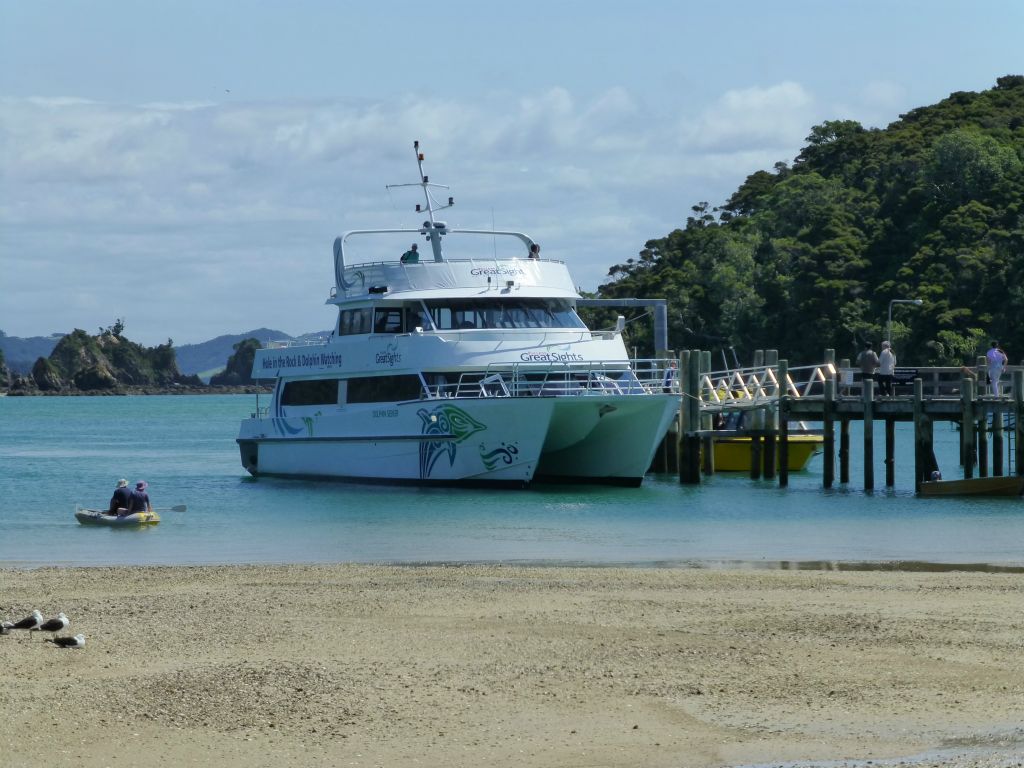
[0, 321, 319, 396]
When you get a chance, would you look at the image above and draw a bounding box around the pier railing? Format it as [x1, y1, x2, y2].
[697, 363, 1022, 414]
[699, 362, 835, 409]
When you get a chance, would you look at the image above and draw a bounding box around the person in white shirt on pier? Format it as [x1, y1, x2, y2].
[878, 341, 896, 396]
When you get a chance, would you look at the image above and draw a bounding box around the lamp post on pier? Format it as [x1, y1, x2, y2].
[887, 299, 923, 347]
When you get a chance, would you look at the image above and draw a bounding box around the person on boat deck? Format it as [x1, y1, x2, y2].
[122, 481, 152, 517]
[662, 360, 678, 393]
[107, 478, 131, 515]
[400, 243, 419, 263]
[528, 243, 540, 259]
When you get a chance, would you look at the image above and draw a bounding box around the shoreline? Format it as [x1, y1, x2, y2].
[1, 385, 272, 396]
[5, 557, 1024, 573]
[2, 563, 1022, 767]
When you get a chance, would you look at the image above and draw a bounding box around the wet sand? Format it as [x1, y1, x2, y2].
[1, 564, 1022, 767]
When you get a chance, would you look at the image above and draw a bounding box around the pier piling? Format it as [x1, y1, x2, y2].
[884, 418, 895, 487]
[962, 376, 976, 479]
[862, 378, 875, 491]
[978, 414, 989, 477]
[823, 378, 835, 489]
[763, 350, 778, 479]
[993, 410, 1004, 476]
[840, 419, 850, 484]
[778, 359, 789, 488]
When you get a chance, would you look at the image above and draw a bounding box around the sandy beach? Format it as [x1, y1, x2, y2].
[2, 564, 1022, 767]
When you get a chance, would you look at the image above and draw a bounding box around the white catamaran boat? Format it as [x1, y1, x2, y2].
[237, 142, 679, 487]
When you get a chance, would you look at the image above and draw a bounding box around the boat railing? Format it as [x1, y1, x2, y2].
[421, 359, 679, 399]
[265, 336, 331, 349]
[341, 256, 565, 270]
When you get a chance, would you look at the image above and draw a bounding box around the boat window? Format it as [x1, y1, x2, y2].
[339, 308, 373, 336]
[373, 308, 404, 334]
[405, 304, 432, 331]
[422, 299, 585, 330]
[281, 378, 341, 406]
[346, 375, 424, 403]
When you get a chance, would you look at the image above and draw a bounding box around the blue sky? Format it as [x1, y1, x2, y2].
[1, 0, 1021, 345]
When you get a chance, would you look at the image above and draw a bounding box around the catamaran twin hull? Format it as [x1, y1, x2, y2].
[237, 393, 679, 488]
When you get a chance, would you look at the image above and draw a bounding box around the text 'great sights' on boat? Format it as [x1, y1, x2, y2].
[236, 142, 679, 487]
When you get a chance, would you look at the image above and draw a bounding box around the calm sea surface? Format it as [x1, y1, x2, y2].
[1, 394, 1022, 568]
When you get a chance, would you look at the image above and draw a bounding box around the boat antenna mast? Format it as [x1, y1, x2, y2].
[384, 140, 455, 262]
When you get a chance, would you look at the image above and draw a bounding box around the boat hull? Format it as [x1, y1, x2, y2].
[75, 508, 160, 526]
[918, 475, 1024, 497]
[238, 397, 557, 486]
[535, 395, 679, 486]
[711, 434, 823, 472]
[239, 393, 678, 487]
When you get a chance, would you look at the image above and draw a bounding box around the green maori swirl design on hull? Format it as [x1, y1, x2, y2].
[480, 443, 520, 470]
[418, 405, 486, 478]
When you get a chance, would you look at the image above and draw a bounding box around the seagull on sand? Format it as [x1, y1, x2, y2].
[33, 612, 70, 637]
[3, 610, 43, 632]
[47, 634, 86, 649]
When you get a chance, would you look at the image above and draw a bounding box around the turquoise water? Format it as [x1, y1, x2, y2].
[1, 394, 1023, 567]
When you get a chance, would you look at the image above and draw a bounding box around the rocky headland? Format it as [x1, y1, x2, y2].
[1, 323, 269, 396]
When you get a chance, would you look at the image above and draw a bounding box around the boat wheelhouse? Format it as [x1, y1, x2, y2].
[237, 142, 679, 487]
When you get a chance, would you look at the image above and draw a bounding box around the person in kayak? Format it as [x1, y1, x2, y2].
[121, 480, 153, 517]
[106, 479, 131, 515]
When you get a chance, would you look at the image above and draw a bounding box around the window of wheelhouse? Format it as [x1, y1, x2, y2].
[339, 308, 372, 336]
[281, 378, 341, 406]
[405, 304, 432, 331]
[422, 299, 586, 330]
[373, 307, 404, 334]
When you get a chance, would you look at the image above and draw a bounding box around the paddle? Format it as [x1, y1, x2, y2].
[153, 505, 187, 512]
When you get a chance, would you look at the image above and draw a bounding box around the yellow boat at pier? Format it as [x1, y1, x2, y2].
[710, 433, 823, 472]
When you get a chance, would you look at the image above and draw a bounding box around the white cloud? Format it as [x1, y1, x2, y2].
[0, 84, 823, 344]
[828, 80, 912, 129]
[677, 81, 815, 153]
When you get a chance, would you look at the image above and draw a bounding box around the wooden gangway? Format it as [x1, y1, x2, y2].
[672, 349, 1024, 493]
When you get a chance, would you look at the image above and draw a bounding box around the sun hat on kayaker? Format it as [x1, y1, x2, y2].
[135, 481, 147, 491]
[117, 479, 128, 487]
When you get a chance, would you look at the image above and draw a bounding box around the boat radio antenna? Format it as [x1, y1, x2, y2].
[384, 140, 455, 262]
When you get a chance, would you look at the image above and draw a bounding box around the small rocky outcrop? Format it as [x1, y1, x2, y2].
[210, 339, 262, 386]
[22, 324, 200, 394]
[32, 357, 64, 391]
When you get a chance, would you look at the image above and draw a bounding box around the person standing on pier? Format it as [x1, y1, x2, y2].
[856, 341, 879, 389]
[878, 341, 896, 396]
[986, 340, 1008, 396]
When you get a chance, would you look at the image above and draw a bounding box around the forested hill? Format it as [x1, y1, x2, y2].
[594, 75, 1024, 367]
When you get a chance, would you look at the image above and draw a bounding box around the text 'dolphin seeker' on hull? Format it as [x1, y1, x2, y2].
[237, 142, 678, 487]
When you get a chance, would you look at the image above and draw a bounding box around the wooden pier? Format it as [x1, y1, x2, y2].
[670, 350, 1024, 492]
